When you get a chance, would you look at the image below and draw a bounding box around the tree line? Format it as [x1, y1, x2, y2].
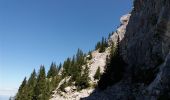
[15, 49, 90, 100]
[60, 49, 90, 91]
[16, 35, 110, 100]
[16, 63, 61, 100]
[95, 37, 108, 53]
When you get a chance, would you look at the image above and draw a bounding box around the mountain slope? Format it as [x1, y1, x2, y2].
[16, 0, 170, 100]
[49, 14, 130, 100]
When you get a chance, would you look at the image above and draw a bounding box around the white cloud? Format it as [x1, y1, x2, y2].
[0, 88, 18, 97]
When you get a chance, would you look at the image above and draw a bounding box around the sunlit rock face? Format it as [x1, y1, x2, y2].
[108, 14, 130, 46]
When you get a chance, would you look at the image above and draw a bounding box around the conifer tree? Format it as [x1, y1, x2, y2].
[82, 65, 90, 86]
[99, 37, 105, 53]
[87, 51, 92, 60]
[47, 62, 58, 78]
[34, 65, 48, 100]
[75, 65, 90, 90]
[70, 55, 76, 81]
[76, 49, 86, 66]
[94, 67, 101, 80]
[98, 36, 125, 90]
[71, 49, 86, 81]
[62, 58, 72, 77]
[46, 79, 51, 99]
[58, 63, 62, 71]
[27, 69, 37, 100]
[51, 75, 61, 90]
[95, 37, 108, 53]
[18, 77, 27, 94]
[95, 42, 101, 50]
[46, 74, 61, 95]
[16, 77, 27, 100]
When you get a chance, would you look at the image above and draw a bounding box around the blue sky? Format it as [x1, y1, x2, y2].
[0, 0, 132, 96]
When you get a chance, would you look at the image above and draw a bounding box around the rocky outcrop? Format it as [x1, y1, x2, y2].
[108, 14, 130, 46]
[83, 0, 170, 100]
[51, 87, 94, 100]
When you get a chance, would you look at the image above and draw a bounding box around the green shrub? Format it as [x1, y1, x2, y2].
[94, 67, 101, 80]
[59, 81, 68, 92]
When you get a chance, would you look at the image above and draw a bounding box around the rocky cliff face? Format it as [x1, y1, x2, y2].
[122, 0, 170, 74]
[83, 0, 170, 100]
[121, 0, 170, 98]
[51, 0, 170, 99]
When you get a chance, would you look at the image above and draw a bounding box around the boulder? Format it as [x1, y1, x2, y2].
[64, 87, 71, 93]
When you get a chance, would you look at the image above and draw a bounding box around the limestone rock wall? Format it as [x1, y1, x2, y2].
[121, 0, 170, 70]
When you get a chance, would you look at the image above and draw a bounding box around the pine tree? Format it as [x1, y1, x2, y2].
[18, 77, 27, 94]
[46, 79, 51, 98]
[16, 77, 27, 100]
[62, 58, 72, 77]
[59, 48, 88, 90]
[76, 49, 86, 66]
[47, 62, 58, 78]
[75, 65, 90, 90]
[94, 67, 101, 80]
[98, 36, 126, 90]
[47, 75, 61, 94]
[27, 69, 37, 100]
[97, 37, 108, 53]
[34, 65, 48, 100]
[99, 37, 104, 53]
[95, 42, 101, 50]
[52, 75, 61, 90]
[72, 49, 86, 82]
[87, 51, 92, 60]
[82, 65, 90, 86]
[58, 63, 62, 72]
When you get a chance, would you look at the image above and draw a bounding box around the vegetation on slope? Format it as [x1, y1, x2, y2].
[15, 65, 60, 100]
[98, 36, 126, 90]
[16, 49, 90, 100]
[94, 67, 101, 80]
[16, 36, 109, 100]
[95, 37, 108, 53]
